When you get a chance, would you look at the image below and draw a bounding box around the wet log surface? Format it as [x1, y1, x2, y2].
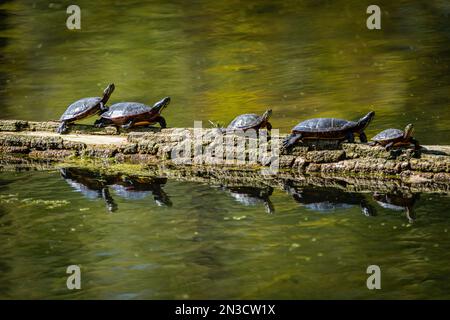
[0, 120, 449, 194]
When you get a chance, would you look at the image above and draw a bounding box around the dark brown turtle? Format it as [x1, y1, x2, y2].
[282, 111, 375, 150]
[370, 123, 420, 150]
[94, 97, 170, 129]
[57, 83, 115, 134]
[226, 109, 272, 131]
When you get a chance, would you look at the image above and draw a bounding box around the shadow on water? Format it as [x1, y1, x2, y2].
[60, 168, 172, 212]
[373, 191, 420, 223]
[222, 185, 275, 214]
[110, 176, 172, 207]
[283, 181, 376, 217]
[59, 167, 425, 223]
[0, 168, 450, 298]
[60, 168, 118, 212]
[283, 180, 422, 222]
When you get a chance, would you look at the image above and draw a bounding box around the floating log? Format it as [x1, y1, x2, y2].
[0, 120, 449, 194]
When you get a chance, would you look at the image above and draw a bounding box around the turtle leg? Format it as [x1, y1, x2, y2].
[57, 121, 69, 134]
[153, 188, 172, 207]
[94, 118, 109, 128]
[282, 133, 302, 150]
[121, 120, 135, 130]
[360, 199, 376, 217]
[101, 187, 117, 212]
[359, 132, 368, 143]
[155, 116, 167, 128]
[385, 142, 394, 151]
[406, 206, 415, 223]
[264, 199, 275, 214]
[99, 102, 108, 113]
[264, 122, 273, 139]
[346, 132, 355, 143]
[410, 138, 421, 150]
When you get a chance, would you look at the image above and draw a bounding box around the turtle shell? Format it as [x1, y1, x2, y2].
[293, 118, 355, 133]
[59, 97, 102, 121]
[371, 128, 404, 142]
[228, 114, 261, 129]
[101, 102, 151, 119]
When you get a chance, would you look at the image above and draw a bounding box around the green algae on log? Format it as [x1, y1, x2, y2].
[0, 120, 449, 188]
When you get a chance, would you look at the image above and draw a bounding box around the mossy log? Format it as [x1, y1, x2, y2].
[0, 120, 449, 194]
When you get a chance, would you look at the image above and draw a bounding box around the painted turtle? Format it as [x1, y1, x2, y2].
[94, 97, 170, 129]
[225, 109, 272, 132]
[57, 83, 115, 134]
[282, 111, 375, 149]
[370, 123, 420, 150]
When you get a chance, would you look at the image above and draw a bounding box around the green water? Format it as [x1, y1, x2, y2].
[0, 170, 450, 299]
[1, 0, 450, 299]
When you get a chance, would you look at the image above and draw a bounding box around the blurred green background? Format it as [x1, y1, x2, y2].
[0, 0, 449, 143]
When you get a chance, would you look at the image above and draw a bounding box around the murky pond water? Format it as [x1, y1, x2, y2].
[0, 0, 450, 299]
[0, 169, 450, 299]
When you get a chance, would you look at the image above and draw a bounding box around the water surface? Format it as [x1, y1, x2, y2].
[0, 170, 450, 299]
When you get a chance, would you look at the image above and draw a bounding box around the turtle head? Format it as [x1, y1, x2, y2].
[404, 123, 414, 139]
[152, 96, 171, 113]
[357, 111, 375, 131]
[101, 83, 115, 103]
[261, 109, 272, 121]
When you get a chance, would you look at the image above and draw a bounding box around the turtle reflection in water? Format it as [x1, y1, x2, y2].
[111, 176, 172, 207]
[373, 192, 420, 223]
[224, 185, 275, 214]
[284, 182, 375, 216]
[60, 168, 117, 212]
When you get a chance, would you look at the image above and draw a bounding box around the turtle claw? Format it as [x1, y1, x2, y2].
[359, 132, 368, 143]
[56, 121, 69, 134]
[156, 116, 167, 128]
[94, 119, 105, 128]
[384, 142, 394, 151]
[282, 133, 302, 152]
[121, 122, 133, 130]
